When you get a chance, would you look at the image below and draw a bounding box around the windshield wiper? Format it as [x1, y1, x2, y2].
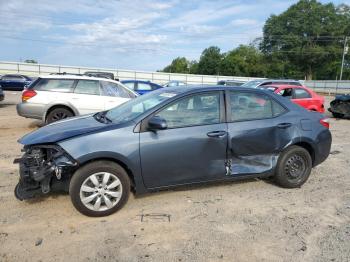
[94, 111, 112, 124]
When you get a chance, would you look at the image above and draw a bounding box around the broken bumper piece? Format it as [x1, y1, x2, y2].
[14, 145, 77, 200]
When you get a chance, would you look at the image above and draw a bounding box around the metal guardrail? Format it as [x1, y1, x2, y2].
[0, 61, 349, 94]
[0, 61, 260, 85]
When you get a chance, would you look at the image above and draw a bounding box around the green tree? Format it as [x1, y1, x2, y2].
[260, 0, 349, 80]
[162, 57, 190, 73]
[197, 46, 222, 75]
[220, 45, 267, 77]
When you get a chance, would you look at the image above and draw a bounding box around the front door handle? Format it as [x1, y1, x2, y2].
[207, 130, 227, 138]
[277, 123, 292, 129]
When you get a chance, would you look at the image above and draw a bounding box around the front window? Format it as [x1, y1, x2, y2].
[123, 82, 135, 90]
[105, 90, 179, 124]
[74, 80, 100, 95]
[137, 83, 152, 91]
[277, 88, 293, 99]
[156, 92, 220, 128]
[294, 88, 311, 99]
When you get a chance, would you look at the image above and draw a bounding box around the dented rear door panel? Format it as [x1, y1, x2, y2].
[226, 90, 300, 176]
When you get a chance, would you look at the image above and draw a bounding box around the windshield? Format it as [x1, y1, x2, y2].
[105, 89, 179, 124]
[241, 80, 264, 88]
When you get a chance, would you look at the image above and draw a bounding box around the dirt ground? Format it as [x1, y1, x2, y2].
[0, 92, 349, 262]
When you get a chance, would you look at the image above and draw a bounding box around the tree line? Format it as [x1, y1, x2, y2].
[161, 0, 350, 80]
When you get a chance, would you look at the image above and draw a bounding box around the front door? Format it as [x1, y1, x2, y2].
[139, 91, 227, 188]
[226, 90, 295, 175]
[292, 87, 313, 110]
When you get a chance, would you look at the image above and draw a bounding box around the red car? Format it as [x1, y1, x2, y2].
[261, 85, 325, 113]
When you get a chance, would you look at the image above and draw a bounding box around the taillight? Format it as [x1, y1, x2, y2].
[320, 118, 330, 128]
[22, 90, 37, 102]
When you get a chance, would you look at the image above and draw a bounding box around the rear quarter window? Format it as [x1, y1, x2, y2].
[34, 79, 75, 92]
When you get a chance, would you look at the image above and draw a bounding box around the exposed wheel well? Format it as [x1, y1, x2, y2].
[76, 158, 136, 191]
[46, 105, 75, 121]
[293, 142, 315, 165]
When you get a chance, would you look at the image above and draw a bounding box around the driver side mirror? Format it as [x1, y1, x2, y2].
[148, 116, 167, 130]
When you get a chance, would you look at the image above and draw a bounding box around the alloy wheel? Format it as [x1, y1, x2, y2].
[79, 172, 122, 211]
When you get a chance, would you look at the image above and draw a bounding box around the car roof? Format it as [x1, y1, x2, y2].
[121, 80, 150, 83]
[261, 79, 300, 84]
[161, 85, 274, 94]
[39, 74, 117, 82]
[261, 84, 304, 89]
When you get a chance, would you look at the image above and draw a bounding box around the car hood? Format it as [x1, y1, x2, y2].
[19, 115, 107, 146]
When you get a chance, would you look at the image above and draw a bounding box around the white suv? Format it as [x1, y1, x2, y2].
[17, 75, 137, 124]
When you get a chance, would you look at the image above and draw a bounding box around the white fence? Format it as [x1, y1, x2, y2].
[0, 61, 349, 93]
[0, 61, 259, 85]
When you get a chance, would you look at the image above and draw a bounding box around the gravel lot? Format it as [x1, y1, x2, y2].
[0, 91, 349, 262]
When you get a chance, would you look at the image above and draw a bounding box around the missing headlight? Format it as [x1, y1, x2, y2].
[14, 145, 77, 200]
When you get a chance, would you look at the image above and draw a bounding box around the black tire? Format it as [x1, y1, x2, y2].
[69, 161, 130, 217]
[46, 107, 74, 124]
[274, 146, 312, 188]
[332, 112, 344, 118]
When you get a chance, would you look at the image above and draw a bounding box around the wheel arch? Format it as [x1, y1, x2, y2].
[292, 140, 315, 166]
[43, 103, 79, 122]
[74, 152, 145, 193]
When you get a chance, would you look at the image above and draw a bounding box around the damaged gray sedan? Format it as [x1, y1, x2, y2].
[14, 86, 332, 216]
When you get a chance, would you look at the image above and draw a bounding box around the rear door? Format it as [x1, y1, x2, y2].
[71, 79, 105, 114]
[226, 90, 294, 175]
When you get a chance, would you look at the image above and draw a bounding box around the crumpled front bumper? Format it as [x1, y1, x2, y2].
[14, 145, 77, 200]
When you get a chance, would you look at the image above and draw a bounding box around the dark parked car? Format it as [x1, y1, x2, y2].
[0, 86, 4, 101]
[0, 74, 32, 91]
[83, 71, 116, 80]
[14, 86, 331, 216]
[121, 80, 163, 95]
[217, 80, 245, 87]
[242, 79, 303, 89]
[328, 94, 350, 118]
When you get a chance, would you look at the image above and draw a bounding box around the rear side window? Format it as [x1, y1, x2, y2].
[229, 91, 286, 122]
[294, 88, 311, 99]
[101, 81, 135, 98]
[74, 80, 100, 95]
[34, 79, 74, 92]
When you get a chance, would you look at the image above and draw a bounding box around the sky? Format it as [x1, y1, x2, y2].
[0, 0, 347, 71]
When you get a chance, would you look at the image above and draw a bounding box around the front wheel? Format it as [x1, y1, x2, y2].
[274, 146, 312, 188]
[69, 161, 130, 217]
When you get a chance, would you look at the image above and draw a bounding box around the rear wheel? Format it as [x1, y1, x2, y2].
[46, 107, 74, 124]
[274, 146, 312, 188]
[69, 161, 130, 217]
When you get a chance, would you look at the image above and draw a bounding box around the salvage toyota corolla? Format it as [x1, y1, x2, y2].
[14, 86, 332, 216]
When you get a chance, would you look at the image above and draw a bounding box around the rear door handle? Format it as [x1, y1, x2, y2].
[277, 123, 292, 129]
[207, 130, 227, 138]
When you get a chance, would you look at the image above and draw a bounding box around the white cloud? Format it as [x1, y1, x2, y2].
[230, 19, 259, 26]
